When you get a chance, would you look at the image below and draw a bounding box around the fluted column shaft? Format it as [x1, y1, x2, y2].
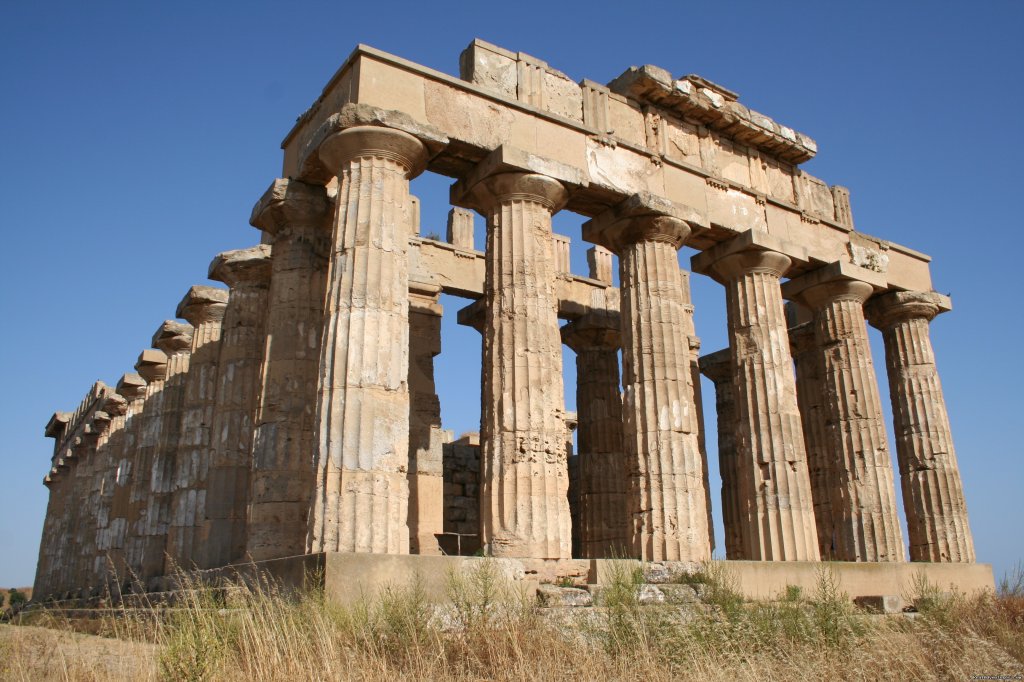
[800, 280, 905, 562]
[699, 350, 743, 559]
[868, 292, 975, 562]
[408, 286, 445, 555]
[104, 376, 147, 585]
[167, 288, 227, 571]
[125, 351, 169, 580]
[247, 179, 330, 560]
[619, 230, 710, 561]
[712, 251, 819, 561]
[201, 246, 272, 568]
[308, 126, 427, 555]
[461, 171, 572, 559]
[563, 318, 628, 558]
[789, 323, 834, 558]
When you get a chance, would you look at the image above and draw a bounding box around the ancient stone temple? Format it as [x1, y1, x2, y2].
[34, 39, 981, 601]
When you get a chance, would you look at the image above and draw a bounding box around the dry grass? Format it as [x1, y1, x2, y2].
[2, 561, 1022, 681]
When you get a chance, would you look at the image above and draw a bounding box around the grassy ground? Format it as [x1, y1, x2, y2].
[2, 562, 1022, 681]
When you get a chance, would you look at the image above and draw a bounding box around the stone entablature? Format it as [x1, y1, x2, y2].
[34, 39, 976, 601]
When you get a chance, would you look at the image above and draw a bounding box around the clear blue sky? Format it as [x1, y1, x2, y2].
[2, 1, 1021, 588]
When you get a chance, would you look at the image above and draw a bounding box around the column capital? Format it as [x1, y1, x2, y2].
[101, 392, 128, 417]
[297, 104, 447, 184]
[691, 230, 806, 283]
[560, 312, 621, 352]
[208, 245, 273, 288]
[456, 298, 486, 333]
[698, 348, 731, 385]
[865, 290, 951, 330]
[582, 192, 705, 253]
[176, 285, 228, 326]
[116, 372, 147, 401]
[250, 178, 331, 236]
[135, 349, 168, 383]
[781, 260, 887, 310]
[152, 320, 194, 355]
[451, 145, 582, 214]
[318, 126, 430, 179]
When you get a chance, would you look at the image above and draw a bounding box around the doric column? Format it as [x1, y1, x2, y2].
[454, 170, 572, 559]
[583, 193, 711, 561]
[129, 321, 194, 581]
[408, 282, 445, 555]
[866, 291, 975, 562]
[201, 245, 272, 569]
[695, 240, 819, 561]
[67, 416, 106, 593]
[247, 179, 331, 560]
[89, 393, 127, 586]
[784, 265, 905, 562]
[165, 286, 228, 571]
[698, 349, 743, 559]
[306, 125, 428, 555]
[678, 269, 715, 555]
[561, 313, 628, 558]
[102, 373, 147, 586]
[124, 349, 168, 580]
[35, 413, 70, 599]
[788, 319, 835, 559]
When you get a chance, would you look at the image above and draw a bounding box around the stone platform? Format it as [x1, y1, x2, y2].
[185, 553, 994, 605]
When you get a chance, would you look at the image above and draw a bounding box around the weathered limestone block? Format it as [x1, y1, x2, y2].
[695, 236, 819, 561]
[166, 286, 228, 572]
[124, 349, 168, 581]
[247, 178, 331, 560]
[699, 349, 742, 559]
[553, 233, 571, 274]
[561, 313, 628, 558]
[784, 266, 905, 562]
[583, 193, 711, 562]
[306, 124, 428, 555]
[446, 207, 474, 249]
[201, 245, 272, 569]
[442, 434, 481, 542]
[788, 320, 834, 559]
[408, 282, 445, 555]
[454, 169, 573, 560]
[866, 291, 975, 562]
[586, 245, 614, 284]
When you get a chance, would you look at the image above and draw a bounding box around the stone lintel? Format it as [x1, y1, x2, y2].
[450, 145, 584, 211]
[298, 103, 448, 184]
[176, 285, 229, 326]
[582, 192, 706, 253]
[208, 244, 273, 287]
[781, 260, 888, 304]
[152, 320, 195, 354]
[606, 65, 817, 164]
[698, 348, 731, 383]
[116, 372, 148, 400]
[44, 412, 71, 439]
[250, 178, 331, 236]
[691, 229, 808, 283]
[865, 289, 952, 329]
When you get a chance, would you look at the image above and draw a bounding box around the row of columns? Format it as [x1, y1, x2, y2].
[37, 114, 974, 600]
